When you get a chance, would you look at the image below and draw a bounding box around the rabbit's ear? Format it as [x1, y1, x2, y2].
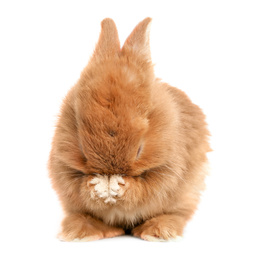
[92, 18, 120, 60]
[122, 17, 152, 61]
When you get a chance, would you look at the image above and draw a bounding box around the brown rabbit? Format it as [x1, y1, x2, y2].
[48, 17, 210, 242]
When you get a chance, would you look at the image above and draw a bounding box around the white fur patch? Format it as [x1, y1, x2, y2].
[143, 235, 167, 242]
[143, 235, 183, 242]
[72, 235, 100, 242]
[90, 175, 125, 204]
[57, 233, 100, 242]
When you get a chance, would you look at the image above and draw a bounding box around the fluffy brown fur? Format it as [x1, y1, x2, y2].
[48, 17, 210, 242]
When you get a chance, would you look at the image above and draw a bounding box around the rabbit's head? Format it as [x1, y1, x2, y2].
[73, 18, 165, 177]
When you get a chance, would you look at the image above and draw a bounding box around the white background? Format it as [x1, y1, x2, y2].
[0, 0, 259, 259]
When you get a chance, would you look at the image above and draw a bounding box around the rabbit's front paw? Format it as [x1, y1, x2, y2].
[90, 174, 125, 204]
[58, 213, 125, 242]
[132, 214, 184, 242]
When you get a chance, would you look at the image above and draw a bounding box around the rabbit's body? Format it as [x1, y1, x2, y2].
[49, 18, 210, 242]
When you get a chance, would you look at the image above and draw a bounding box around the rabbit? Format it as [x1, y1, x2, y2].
[48, 17, 211, 242]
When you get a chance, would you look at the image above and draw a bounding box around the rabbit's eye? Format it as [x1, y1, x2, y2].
[136, 144, 143, 160]
[89, 172, 99, 176]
